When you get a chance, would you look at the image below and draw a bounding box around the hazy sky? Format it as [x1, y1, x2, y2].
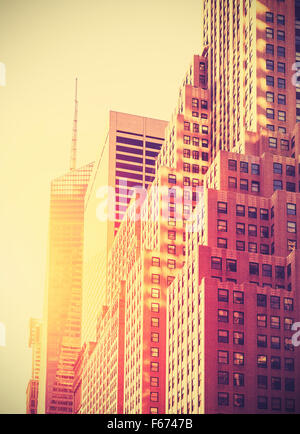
[0, 0, 202, 413]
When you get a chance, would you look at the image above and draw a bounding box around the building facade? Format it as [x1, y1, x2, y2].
[38, 163, 94, 414]
[26, 318, 42, 414]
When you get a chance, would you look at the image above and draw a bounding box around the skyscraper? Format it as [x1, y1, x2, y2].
[37, 81, 94, 414]
[26, 318, 42, 414]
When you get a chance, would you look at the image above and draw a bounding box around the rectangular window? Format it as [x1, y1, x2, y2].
[287, 221, 296, 233]
[250, 262, 259, 275]
[218, 329, 229, 343]
[266, 75, 274, 86]
[211, 257, 222, 270]
[257, 335, 267, 348]
[251, 163, 260, 175]
[266, 43, 274, 55]
[266, 59, 274, 71]
[233, 352, 244, 366]
[218, 309, 229, 323]
[266, 27, 274, 39]
[236, 223, 245, 235]
[277, 30, 285, 41]
[257, 314, 267, 328]
[218, 288, 229, 302]
[228, 159, 237, 171]
[278, 94, 286, 105]
[236, 240, 245, 251]
[277, 46, 285, 57]
[240, 179, 248, 191]
[226, 259, 237, 272]
[228, 177, 237, 188]
[217, 219, 227, 232]
[217, 237, 227, 249]
[266, 91, 274, 102]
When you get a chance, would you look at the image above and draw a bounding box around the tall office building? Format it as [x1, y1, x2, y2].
[82, 111, 167, 345]
[77, 112, 167, 412]
[166, 0, 300, 414]
[26, 318, 42, 414]
[38, 162, 94, 414]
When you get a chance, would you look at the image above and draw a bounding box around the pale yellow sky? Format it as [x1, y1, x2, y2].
[0, 0, 202, 413]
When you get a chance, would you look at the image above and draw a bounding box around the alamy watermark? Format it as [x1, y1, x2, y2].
[0, 63, 6, 86]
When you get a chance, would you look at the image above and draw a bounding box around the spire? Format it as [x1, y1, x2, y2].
[70, 78, 78, 171]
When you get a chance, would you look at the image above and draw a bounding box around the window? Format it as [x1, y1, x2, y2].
[151, 303, 160, 313]
[271, 377, 281, 391]
[273, 162, 282, 174]
[151, 288, 160, 298]
[278, 78, 285, 89]
[284, 358, 294, 371]
[233, 311, 244, 325]
[284, 298, 294, 312]
[183, 135, 190, 145]
[267, 109, 275, 120]
[218, 392, 229, 406]
[202, 152, 208, 161]
[218, 329, 229, 343]
[257, 294, 267, 307]
[257, 314, 267, 328]
[168, 230, 176, 240]
[271, 356, 281, 370]
[236, 223, 245, 235]
[152, 257, 160, 267]
[251, 163, 260, 175]
[277, 30, 285, 41]
[257, 335, 267, 348]
[240, 179, 248, 191]
[262, 264, 272, 277]
[217, 238, 227, 249]
[270, 316, 280, 329]
[266, 59, 274, 71]
[266, 91, 274, 102]
[266, 27, 274, 39]
[266, 43, 274, 55]
[236, 240, 245, 251]
[218, 371, 229, 385]
[193, 123, 199, 133]
[236, 205, 245, 217]
[260, 226, 269, 238]
[285, 399, 295, 413]
[278, 110, 286, 122]
[248, 225, 257, 237]
[184, 121, 190, 131]
[150, 362, 159, 372]
[151, 347, 159, 357]
[218, 350, 229, 364]
[248, 207, 257, 218]
[273, 180, 283, 191]
[266, 75, 274, 86]
[287, 221, 296, 233]
[277, 46, 285, 57]
[240, 161, 248, 173]
[151, 332, 159, 343]
[233, 352, 244, 366]
[152, 274, 160, 284]
[167, 244, 176, 255]
[233, 394, 245, 408]
[286, 165, 295, 177]
[218, 309, 228, 323]
[268, 136, 277, 147]
[266, 12, 274, 22]
[257, 355, 267, 368]
[151, 317, 159, 327]
[281, 139, 289, 151]
[193, 137, 199, 146]
[277, 62, 285, 73]
[217, 201, 227, 214]
[284, 317, 293, 331]
[228, 177, 237, 188]
[250, 262, 259, 275]
[271, 336, 281, 350]
[226, 259, 237, 272]
[211, 257, 222, 270]
[233, 291, 244, 305]
[233, 331, 244, 345]
[278, 94, 286, 105]
[218, 288, 229, 302]
[267, 124, 274, 131]
[252, 181, 260, 193]
[202, 126, 208, 134]
[257, 375, 268, 389]
[168, 174, 176, 184]
[228, 159, 237, 171]
[167, 259, 176, 269]
[233, 373, 244, 387]
[288, 239, 297, 251]
[150, 377, 159, 387]
[248, 242, 257, 253]
[202, 138, 208, 147]
[192, 150, 199, 160]
[217, 219, 227, 232]
[277, 14, 285, 25]
[150, 392, 159, 402]
[257, 396, 268, 410]
[201, 100, 208, 109]
[183, 148, 190, 158]
[192, 98, 199, 108]
[260, 244, 269, 255]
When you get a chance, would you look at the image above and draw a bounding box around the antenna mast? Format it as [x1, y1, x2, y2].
[70, 78, 78, 170]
